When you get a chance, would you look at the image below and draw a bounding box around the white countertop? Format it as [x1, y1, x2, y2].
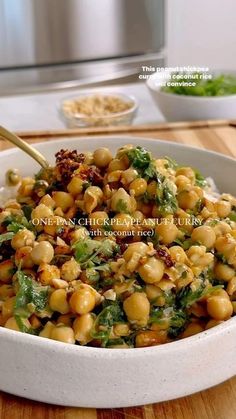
[0, 83, 164, 131]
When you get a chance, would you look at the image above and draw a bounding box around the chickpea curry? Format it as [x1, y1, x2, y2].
[0, 144, 236, 348]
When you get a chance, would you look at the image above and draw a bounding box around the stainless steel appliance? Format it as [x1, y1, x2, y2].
[0, 0, 165, 94]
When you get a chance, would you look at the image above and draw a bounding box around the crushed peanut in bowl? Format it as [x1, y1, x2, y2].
[60, 93, 138, 127]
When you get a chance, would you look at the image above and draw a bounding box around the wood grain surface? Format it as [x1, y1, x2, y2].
[0, 120, 236, 419]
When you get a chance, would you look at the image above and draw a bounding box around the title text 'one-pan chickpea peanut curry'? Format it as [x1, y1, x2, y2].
[0, 145, 236, 348]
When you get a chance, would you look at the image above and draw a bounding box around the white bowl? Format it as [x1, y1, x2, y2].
[0, 136, 236, 408]
[147, 71, 236, 121]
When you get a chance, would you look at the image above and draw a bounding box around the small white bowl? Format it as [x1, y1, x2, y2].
[0, 136, 236, 408]
[60, 92, 138, 128]
[147, 71, 236, 121]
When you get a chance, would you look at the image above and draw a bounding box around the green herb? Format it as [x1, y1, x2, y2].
[73, 238, 119, 268]
[216, 253, 228, 264]
[161, 72, 236, 97]
[116, 199, 129, 213]
[149, 306, 164, 324]
[14, 315, 39, 335]
[14, 271, 49, 325]
[164, 156, 178, 170]
[106, 338, 126, 347]
[2, 214, 33, 233]
[194, 170, 207, 188]
[168, 309, 189, 338]
[177, 284, 222, 308]
[91, 300, 125, 347]
[229, 211, 236, 222]
[0, 231, 15, 244]
[22, 205, 33, 221]
[127, 146, 151, 170]
[156, 185, 178, 215]
[173, 237, 192, 250]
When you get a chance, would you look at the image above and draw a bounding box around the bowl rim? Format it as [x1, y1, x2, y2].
[0, 316, 235, 357]
[147, 72, 236, 100]
[60, 92, 139, 120]
[0, 135, 236, 356]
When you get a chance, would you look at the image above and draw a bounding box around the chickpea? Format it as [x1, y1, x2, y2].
[123, 242, 148, 261]
[52, 191, 74, 212]
[108, 158, 127, 172]
[112, 214, 134, 234]
[39, 321, 55, 339]
[177, 189, 200, 210]
[213, 221, 231, 238]
[113, 323, 130, 337]
[49, 289, 70, 314]
[57, 314, 75, 327]
[176, 167, 195, 182]
[182, 323, 204, 338]
[147, 180, 157, 197]
[51, 325, 75, 344]
[175, 175, 191, 191]
[89, 211, 109, 233]
[191, 225, 216, 248]
[227, 277, 236, 296]
[145, 285, 164, 305]
[214, 263, 235, 282]
[93, 147, 113, 168]
[30, 241, 54, 265]
[215, 200, 231, 218]
[176, 209, 194, 233]
[31, 204, 53, 227]
[11, 229, 35, 250]
[60, 258, 81, 282]
[5, 316, 31, 331]
[39, 194, 55, 208]
[169, 246, 186, 263]
[67, 177, 84, 196]
[123, 292, 150, 326]
[5, 168, 21, 186]
[2, 297, 15, 319]
[17, 177, 35, 197]
[107, 170, 122, 183]
[207, 296, 233, 320]
[37, 263, 60, 286]
[0, 284, 14, 299]
[83, 186, 103, 214]
[15, 246, 34, 268]
[69, 227, 89, 244]
[132, 210, 144, 223]
[73, 313, 94, 345]
[70, 288, 96, 315]
[215, 235, 236, 258]
[129, 178, 147, 197]
[110, 188, 132, 213]
[121, 168, 138, 186]
[135, 330, 167, 347]
[138, 257, 164, 284]
[205, 319, 223, 330]
[156, 222, 179, 245]
[0, 260, 15, 283]
[44, 216, 66, 236]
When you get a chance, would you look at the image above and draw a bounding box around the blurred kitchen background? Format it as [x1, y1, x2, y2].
[0, 0, 236, 130]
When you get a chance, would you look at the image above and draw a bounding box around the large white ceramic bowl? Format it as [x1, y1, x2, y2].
[0, 136, 236, 408]
[147, 71, 236, 121]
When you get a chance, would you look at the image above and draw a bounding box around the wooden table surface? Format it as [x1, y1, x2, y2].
[1, 120, 236, 419]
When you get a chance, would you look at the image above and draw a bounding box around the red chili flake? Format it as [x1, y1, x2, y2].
[155, 247, 174, 267]
[54, 149, 85, 184]
[119, 243, 128, 254]
[87, 166, 103, 185]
